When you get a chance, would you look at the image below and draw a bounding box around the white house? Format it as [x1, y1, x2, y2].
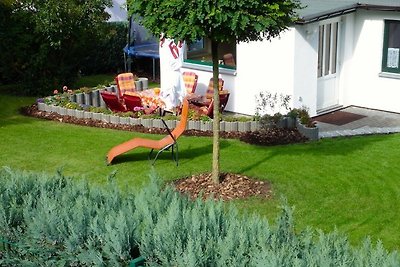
[166, 0, 400, 116]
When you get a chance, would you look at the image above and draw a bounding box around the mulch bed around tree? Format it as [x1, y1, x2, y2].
[21, 104, 309, 201]
[173, 172, 272, 201]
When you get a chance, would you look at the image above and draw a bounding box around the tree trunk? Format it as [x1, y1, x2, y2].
[211, 40, 220, 184]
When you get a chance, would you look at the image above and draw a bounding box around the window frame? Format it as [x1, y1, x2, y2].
[382, 20, 400, 74]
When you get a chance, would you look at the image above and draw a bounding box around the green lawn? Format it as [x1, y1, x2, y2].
[1, 86, 400, 251]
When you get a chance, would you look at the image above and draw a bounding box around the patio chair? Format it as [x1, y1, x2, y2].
[223, 53, 236, 67]
[205, 77, 224, 101]
[123, 94, 143, 111]
[182, 71, 198, 94]
[190, 92, 230, 119]
[100, 91, 127, 113]
[106, 98, 190, 165]
[115, 72, 136, 98]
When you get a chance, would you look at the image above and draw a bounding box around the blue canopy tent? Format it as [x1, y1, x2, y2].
[124, 16, 159, 80]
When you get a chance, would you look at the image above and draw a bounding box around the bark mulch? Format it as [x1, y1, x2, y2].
[22, 104, 309, 201]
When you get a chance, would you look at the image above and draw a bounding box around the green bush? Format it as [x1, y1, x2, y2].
[0, 168, 137, 266]
[0, 168, 399, 266]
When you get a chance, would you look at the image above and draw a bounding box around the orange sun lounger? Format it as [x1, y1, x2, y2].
[106, 98, 189, 165]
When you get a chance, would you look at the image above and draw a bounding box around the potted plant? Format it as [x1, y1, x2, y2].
[295, 106, 319, 140]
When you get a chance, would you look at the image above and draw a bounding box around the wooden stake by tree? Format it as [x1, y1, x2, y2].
[128, 0, 301, 183]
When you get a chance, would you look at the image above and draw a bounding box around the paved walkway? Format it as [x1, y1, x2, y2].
[316, 106, 400, 138]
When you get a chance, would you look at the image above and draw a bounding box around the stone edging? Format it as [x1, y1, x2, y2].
[36, 102, 319, 140]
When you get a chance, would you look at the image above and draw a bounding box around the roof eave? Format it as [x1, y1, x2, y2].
[296, 3, 400, 25]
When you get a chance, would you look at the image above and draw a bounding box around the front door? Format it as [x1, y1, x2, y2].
[317, 21, 340, 111]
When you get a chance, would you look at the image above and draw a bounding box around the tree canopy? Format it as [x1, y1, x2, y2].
[128, 0, 301, 44]
[128, 0, 301, 182]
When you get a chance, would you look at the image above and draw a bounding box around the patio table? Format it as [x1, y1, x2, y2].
[125, 88, 166, 110]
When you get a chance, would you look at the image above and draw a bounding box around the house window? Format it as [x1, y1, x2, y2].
[185, 38, 236, 71]
[382, 20, 400, 74]
[318, 22, 338, 78]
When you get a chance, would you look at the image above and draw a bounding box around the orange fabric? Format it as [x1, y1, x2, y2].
[206, 78, 224, 99]
[182, 72, 198, 94]
[106, 98, 189, 164]
[115, 73, 136, 98]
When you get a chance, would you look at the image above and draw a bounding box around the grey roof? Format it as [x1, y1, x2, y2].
[297, 0, 400, 24]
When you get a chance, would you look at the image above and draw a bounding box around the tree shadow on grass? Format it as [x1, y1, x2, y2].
[237, 134, 394, 174]
[109, 141, 231, 166]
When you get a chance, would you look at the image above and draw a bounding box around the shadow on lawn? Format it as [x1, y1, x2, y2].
[237, 134, 393, 174]
[108, 141, 230, 166]
[0, 93, 37, 128]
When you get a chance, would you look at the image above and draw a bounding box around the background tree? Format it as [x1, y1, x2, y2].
[0, 0, 116, 96]
[128, 0, 301, 183]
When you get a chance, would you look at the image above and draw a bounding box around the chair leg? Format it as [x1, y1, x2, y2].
[148, 143, 178, 166]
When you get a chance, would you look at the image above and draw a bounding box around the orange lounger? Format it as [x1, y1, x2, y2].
[106, 98, 189, 165]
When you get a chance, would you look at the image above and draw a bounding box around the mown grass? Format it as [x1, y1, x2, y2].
[1, 84, 400, 251]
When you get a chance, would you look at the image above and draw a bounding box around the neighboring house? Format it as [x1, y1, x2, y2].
[168, 0, 400, 116]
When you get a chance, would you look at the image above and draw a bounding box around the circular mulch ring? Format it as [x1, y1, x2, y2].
[173, 172, 272, 201]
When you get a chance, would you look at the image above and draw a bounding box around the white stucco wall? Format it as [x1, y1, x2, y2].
[293, 24, 319, 116]
[179, 29, 295, 116]
[343, 10, 400, 113]
[234, 29, 295, 115]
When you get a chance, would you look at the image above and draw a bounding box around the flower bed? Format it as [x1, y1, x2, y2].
[36, 87, 319, 139]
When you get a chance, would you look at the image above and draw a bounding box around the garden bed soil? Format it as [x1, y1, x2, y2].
[22, 104, 309, 201]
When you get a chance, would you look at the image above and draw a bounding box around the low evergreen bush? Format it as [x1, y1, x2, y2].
[0, 168, 137, 266]
[0, 167, 399, 266]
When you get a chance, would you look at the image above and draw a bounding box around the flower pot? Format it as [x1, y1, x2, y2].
[129, 117, 141, 125]
[84, 111, 93, 119]
[141, 118, 152, 128]
[37, 102, 46, 111]
[59, 107, 67, 116]
[225, 121, 238, 132]
[152, 119, 163, 128]
[91, 90, 100, 107]
[238, 121, 251, 132]
[67, 109, 76, 117]
[119, 117, 130, 125]
[286, 117, 296, 129]
[200, 121, 212, 131]
[165, 120, 177, 129]
[139, 77, 148, 90]
[75, 93, 84, 105]
[188, 120, 200, 130]
[92, 112, 102, 121]
[69, 94, 77, 103]
[84, 92, 92, 106]
[134, 80, 143, 91]
[101, 114, 111, 123]
[276, 117, 287, 128]
[110, 115, 120, 124]
[296, 119, 319, 140]
[75, 110, 84, 119]
[250, 121, 260, 131]
[220, 121, 226, 132]
[51, 105, 59, 113]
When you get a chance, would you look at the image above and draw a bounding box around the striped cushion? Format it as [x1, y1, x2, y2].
[206, 78, 224, 99]
[115, 73, 136, 98]
[182, 72, 198, 94]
